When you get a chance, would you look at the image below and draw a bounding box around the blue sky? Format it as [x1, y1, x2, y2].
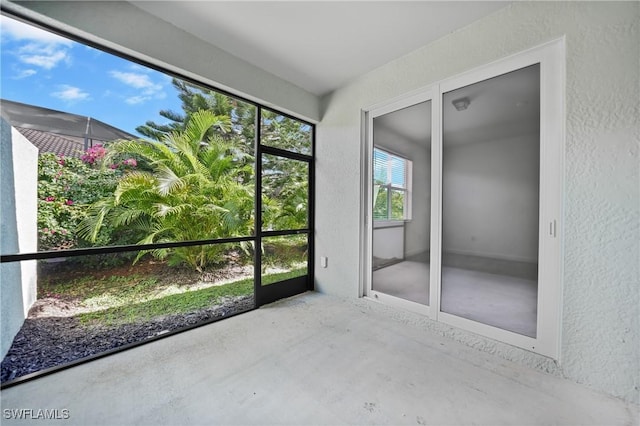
[1, 15, 182, 137]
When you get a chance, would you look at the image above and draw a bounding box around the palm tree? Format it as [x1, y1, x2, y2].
[78, 110, 254, 272]
[136, 78, 255, 150]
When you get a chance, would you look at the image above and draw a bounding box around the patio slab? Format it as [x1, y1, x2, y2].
[1, 292, 637, 425]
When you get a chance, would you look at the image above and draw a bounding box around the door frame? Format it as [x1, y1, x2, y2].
[255, 106, 315, 306]
[360, 37, 565, 360]
[362, 88, 437, 319]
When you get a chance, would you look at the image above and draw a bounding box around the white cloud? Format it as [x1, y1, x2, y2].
[13, 69, 37, 79]
[51, 85, 90, 102]
[110, 71, 160, 90]
[110, 70, 166, 105]
[125, 95, 148, 105]
[1, 15, 72, 45]
[2, 16, 73, 70]
[18, 44, 69, 69]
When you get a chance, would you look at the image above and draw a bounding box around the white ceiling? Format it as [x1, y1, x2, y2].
[375, 101, 432, 146]
[442, 63, 540, 146]
[374, 64, 540, 147]
[130, 1, 510, 96]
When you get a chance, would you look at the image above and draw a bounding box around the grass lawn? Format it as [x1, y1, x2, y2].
[38, 264, 307, 326]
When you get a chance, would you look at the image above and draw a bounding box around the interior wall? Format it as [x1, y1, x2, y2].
[373, 126, 431, 258]
[442, 133, 539, 263]
[7, 1, 321, 123]
[372, 224, 404, 261]
[317, 2, 639, 402]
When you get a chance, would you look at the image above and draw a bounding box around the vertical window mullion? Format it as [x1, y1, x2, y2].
[387, 184, 392, 220]
[254, 105, 262, 305]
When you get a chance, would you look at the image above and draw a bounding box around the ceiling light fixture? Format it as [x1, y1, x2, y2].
[452, 97, 470, 111]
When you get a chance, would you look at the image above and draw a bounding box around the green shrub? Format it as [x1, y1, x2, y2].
[78, 111, 255, 272]
[37, 152, 140, 251]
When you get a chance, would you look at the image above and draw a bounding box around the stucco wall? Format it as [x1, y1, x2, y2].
[316, 2, 639, 402]
[1, 120, 38, 359]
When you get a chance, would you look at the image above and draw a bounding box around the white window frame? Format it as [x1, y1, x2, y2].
[372, 147, 413, 222]
[362, 89, 436, 319]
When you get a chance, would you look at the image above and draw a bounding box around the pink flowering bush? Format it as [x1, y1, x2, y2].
[38, 152, 123, 250]
[122, 158, 137, 167]
[80, 144, 107, 165]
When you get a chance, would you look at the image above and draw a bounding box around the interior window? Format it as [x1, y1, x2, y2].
[373, 147, 411, 221]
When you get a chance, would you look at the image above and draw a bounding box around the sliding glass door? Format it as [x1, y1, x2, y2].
[441, 65, 540, 338]
[256, 109, 314, 305]
[366, 94, 434, 316]
[364, 39, 563, 358]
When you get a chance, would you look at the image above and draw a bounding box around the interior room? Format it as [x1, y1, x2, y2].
[370, 65, 540, 338]
[440, 64, 540, 337]
[0, 1, 637, 424]
[372, 101, 431, 306]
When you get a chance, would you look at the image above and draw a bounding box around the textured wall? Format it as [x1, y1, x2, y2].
[11, 128, 38, 315]
[317, 2, 639, 402]
[0, 121, 38, 359]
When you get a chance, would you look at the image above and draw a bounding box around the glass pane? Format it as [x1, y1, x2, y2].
[0, 15, 257, 254]
[390, 190, 405, 220]
[261, 234, 308, 286]
[373, 149, 390, 184]
[373, 186, 389, 220]
[372, 101, 431, 306]
[390, 157, 406, 187]
[441, 64, 540, 337]
[261, 154, 309, 231]
[260, 109, 312, 155]
[0, 242, 254, 383]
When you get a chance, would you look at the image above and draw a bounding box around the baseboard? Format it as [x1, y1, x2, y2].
[443, 248, 537, 264]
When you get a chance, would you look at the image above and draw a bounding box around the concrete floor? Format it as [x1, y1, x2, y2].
[1, 292, 637, 425]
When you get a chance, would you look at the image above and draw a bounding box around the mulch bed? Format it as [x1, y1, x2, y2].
[0, 295, 254, 383]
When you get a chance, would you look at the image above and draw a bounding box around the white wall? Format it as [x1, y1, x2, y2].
[442, 133, 539, 263]
[372, 223, 404, 261]
[1, 120, 38, 359]
[317, 2, 638, 402]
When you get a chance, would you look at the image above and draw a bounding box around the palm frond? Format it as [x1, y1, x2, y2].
[76, 198, 114, 243]
[155, 164, 186, 196]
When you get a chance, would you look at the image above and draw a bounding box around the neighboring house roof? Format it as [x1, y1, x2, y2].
[14, 127, 86, 158]
[1, 99, 137, 157]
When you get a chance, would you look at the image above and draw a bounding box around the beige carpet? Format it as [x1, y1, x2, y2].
[372, 261, 537, 337]
[373, 261, 430, 305]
